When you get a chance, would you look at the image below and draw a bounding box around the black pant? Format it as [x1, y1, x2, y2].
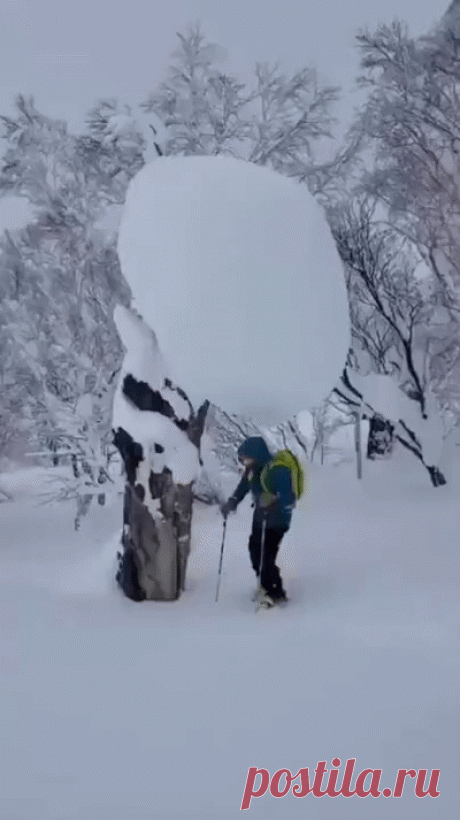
[248, 519, 287, 600]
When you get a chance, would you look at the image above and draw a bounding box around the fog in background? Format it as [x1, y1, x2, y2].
[0, 0, 444, 145]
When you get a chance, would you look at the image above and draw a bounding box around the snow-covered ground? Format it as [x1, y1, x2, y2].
[1, 445, 459, 819]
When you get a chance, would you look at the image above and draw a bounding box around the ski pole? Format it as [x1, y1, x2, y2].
[258, 514, 267, 585]
[215, 515, 228, 602]
[255, 514, 267, 611]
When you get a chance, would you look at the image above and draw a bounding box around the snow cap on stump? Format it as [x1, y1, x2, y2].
[117, 155, 350, 424]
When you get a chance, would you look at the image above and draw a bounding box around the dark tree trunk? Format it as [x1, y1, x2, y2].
[113, 383, 209, 601]
[367, 414, 394, 460]
[426, 465, 447, 487]
[395, 434, 447, 487]
[335, 369, 447, 487]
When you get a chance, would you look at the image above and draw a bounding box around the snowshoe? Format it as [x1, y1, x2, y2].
[255, 586, 275, 611]
[255, 589, 289, 611]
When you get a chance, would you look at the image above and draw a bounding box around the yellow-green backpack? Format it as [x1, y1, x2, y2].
[260, 450, 305, 500]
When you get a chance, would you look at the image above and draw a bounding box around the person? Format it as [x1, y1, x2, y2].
[220, 436, 295, 606]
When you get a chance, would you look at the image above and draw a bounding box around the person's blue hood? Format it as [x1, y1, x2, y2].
[237, 436, 272, 466]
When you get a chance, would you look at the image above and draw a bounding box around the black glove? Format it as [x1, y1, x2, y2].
[220, 497, 237, 518]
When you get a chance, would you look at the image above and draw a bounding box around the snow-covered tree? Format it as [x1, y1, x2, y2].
[77, 98, 169, 205]
[141, 25, 251, 157]
[350, 17, 460, 310]
[329, 197, 433, 409]
[0, 96, 130, 480]
[333, 367, 446, 486]
[112, 306, 209, 600]
[141, 23, 340, 179]
[327, 193, 457, 476]
[77, 99, 145, 206]
[319, 6, 460, 471]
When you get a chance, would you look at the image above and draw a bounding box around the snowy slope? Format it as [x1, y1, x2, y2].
[1, 447, 459, 820]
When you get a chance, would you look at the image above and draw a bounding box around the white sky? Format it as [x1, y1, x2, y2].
[0, 0, 446, 145]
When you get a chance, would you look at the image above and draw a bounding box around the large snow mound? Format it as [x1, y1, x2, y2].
[117, 155, 350, 423]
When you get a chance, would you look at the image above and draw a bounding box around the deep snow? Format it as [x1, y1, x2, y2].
[1, 445, 459, 820]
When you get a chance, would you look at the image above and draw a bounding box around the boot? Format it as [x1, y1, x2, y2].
[255, 585, 275, 609]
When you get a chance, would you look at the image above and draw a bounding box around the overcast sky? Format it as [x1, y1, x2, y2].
[0, 0, 448, 147]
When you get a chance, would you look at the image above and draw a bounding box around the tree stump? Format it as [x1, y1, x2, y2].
[113, 363, 208, 601]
